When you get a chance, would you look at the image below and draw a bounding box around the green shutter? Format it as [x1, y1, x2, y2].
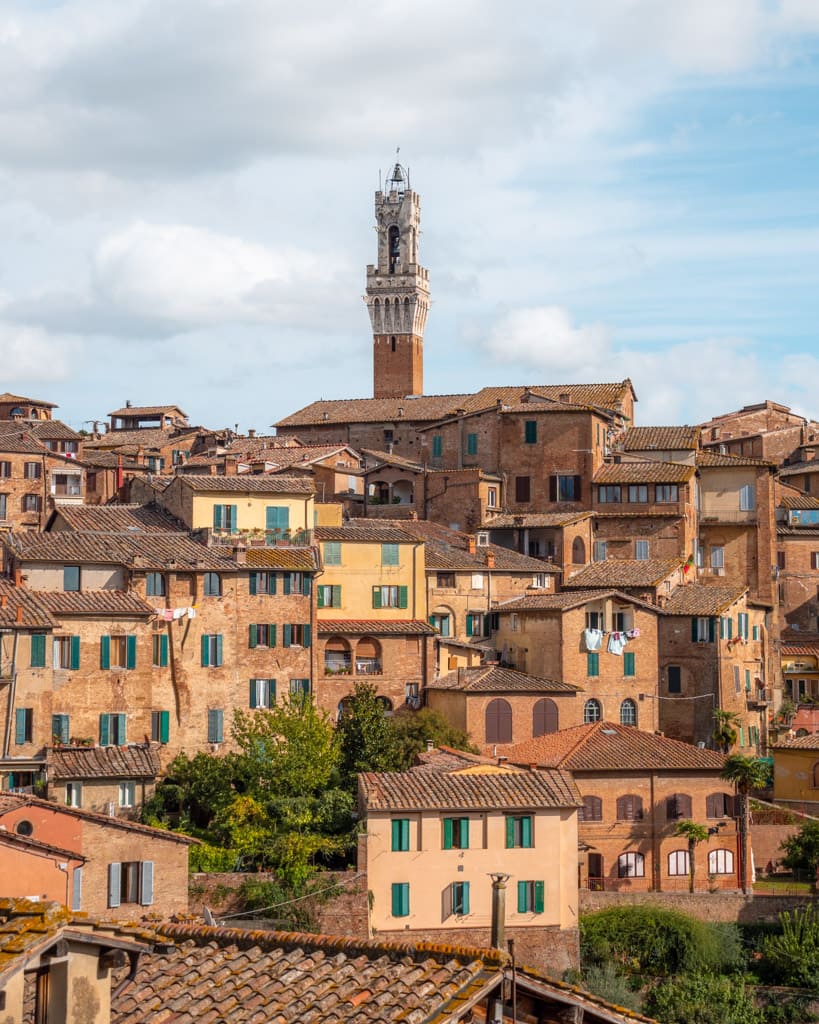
[739, 727, 745, 746]
[283, 624, 292, 648]
[215, 634, 223, 666]
[52, 714, 69, 744]
[159, 710, 170, 744]
[392, 819, 401, 851]
[719, 616, 725, 639]
[160, 634, 168, 667]
[249, 572, 257, 596]
[466, 615, 474, 638]
[443, 818, 453, 850]
[249, 624, 258, 649]
[333, 585, 342, 608]
[727, 618, 733, 639]
[391, 882, 409, 917]
[461, 881, 470, 914]
[302, 575, 311, 597]
[201, 635, 210, 667]
[460, 818, 470, 849]
[269, 624, 277, 648]
[30, 634, 46, 668]
[372, 587, 382, 609]
[99, 714, 110, 746]
[752, 624, 760, 641]
[587, 652, 599, 677]
[302, 624, 311, 648]
[270, 573, 277, 595]
[283, 574, 291, 596]
[126, 635, 137, 670]
[624, 652, 635, 677]
[525, 420, 537, 444]
[69, 635, 80, 671]
[249, 679, 258, 708]
[432, 435, 442, 458]
[505, 816, 515, 848]
[398, 586, 408, 609]
[213, 505, 223, 530]
[100, 635, 110, 670]
[116, 714, 126, 745]
[317, 587, 324, 609]
[534, 880, 545, 913]
[229, 505, 238, 533]
[745, 669, 751, 691]
[467, 433, 478, 455]
[521, 815, 532, 848]
[208, 709, 223, 743]
[14, 708, 27, 745]
[517, 881, 527, 913]
[709, 617, 716, 643]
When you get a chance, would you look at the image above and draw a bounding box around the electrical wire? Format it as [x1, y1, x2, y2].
[216, 871, 365, 921]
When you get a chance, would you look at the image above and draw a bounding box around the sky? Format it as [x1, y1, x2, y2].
[2, 0, 819, 434]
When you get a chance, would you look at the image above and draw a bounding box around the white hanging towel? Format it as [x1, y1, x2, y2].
[584, 628, 603, 651]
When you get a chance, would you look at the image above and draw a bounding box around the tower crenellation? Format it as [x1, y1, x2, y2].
[365, 161, 429, 398]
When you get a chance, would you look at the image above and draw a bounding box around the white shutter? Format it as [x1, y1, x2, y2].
[140, 861, 154, 906]
[108, 863, 121, 908]
[71, 866, 82, 911]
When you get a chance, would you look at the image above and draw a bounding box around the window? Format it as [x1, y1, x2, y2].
[598, 485, 621, 503]
[23, 494, 41, 513]
[323, 541, 342, 565]
[510, 612, 519, 632]
[0, 494, 6, 520]
[66, 782, 82, 808]
[524, 420, 537, 444]
[706, 792, 734, 818]
[465, 613, 483, 637]
[63, 565, 80, 592]
[201, 634, 224, 667]
[618, 852, 645, 878]
[734, 665, 741, 693]
[391, 882, 410, 917]
[635, 540, 649, 561]
[0, 461, 10, 478]
[552, 475, 581, 502]
[391, 819, 410, 852]
[585, 611, 603, 630]
[381, 543, 400, 566]
[719, 616, 733, 639]
[466, 433, 478, 455]
[533, 573, 550, 589]
[777, 550, 786, 570]
[623, 652, 635, 678]
[429, 433, 443, 460]
[51, 714, 70, 744]
[533, 698, 558, 737]
[449, 881, 471, 916]
[289, 678, 310, 698]
[485, 698, 512, 743]
[813, 552, 819, 571]
[580, 795, 602, 822]
[668, 850, 690, 876]
[100, 635, 137, 670]
[118, 781, 136, 808]
[212, 503, 238, 532]
[52, 635, 80, 670]
[620, 699, 637, 726]
[517, 880, 545, 913]
[429, 612, 451, 636]
[505, 815, 533, 848]
[813, 761, 819, 789]
[436, 572, 455, 588]
[146, 456, 165, 473]
[616, 795, 643, 821]
[739, 484, 755, 511]
[587, 653, 599, 677]
[584, 698, 602, 723]
[710, 546, 724, 569]
[265, 506, 290, 533]
[668, 666, 682, 694]
[203, 572, 222, 597]
[628, 485, 648, 503]
[24, 461, 41, 480]
[249, 571, 276, 595]
[372, 585, 408, 609]
[108, 861, 154, 908]
[145, 572, 165, 597]
[30, 634, 46, 668]
[737, 612, 749, 640]
[249, 678, 276, 709]
[14, 708, 33, 744]
[692, 617, 715, 643]
[709, 849, 735, 874]
[593, 540, 607, 562]
[666, 793, 692, 820]
[207, 709, 224, 743]
[99, 713, 127, 746]
[152, 633, 169, 668]
[443, 817, 470, 850]
[487, 486, 498, 508]
[655, 484, 678, 503]
[248, 623, 277, 648]
[151, 710, 170, 744]
[51, 472, 81, 497]
[515, 476, 531, 503]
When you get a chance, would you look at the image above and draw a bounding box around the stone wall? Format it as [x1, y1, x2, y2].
[391, 925, 579, 975]
[580, 889, 818, 924]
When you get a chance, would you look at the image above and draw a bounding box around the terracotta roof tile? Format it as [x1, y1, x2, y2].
[0, 392, 57, 407]
[0, 580, 57, 629]
[315, 524, 413, 543]
[777, 526, 819, 537]
[8, 532, 236, 571]
[83, 428, 189, 450]
[359, 448, 425, 472]
[107, 404, 188, 418]
[0, 433, 51, 455]
[400, 521, 557, 573]
[594, 462, 694, 484]
[779, 494, 819, 510]
[772, 734, 819, 750]
[483, 511, 592, 529]
[781, 641, 819, 657]
[622, 426, 699, 451]
[427, 666, 579, 694]
[779, 459, 819, 476]
[34, 590, 154, 616]
[173, 474, 314, 494]
[663, 584, 748, 616]
[236, 547, 319, 571]
[275, 394, 471, 428]
[497, 588, 662, 614]
[0, 419, 81, 441]
[562, 559, 682, 589]
[696, 451, 775, 468]
[48, 744, 160, 780]
[317, 619, 436, 635]
[49, 503, 185, 533]
[458, 381, 635, 414]
[495, 721, 726, 771]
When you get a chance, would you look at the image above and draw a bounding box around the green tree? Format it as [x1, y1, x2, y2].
[779, 820, 819, 878]
[721, 754, 770, 894]
[673, 820, 710, 893]
[336, 682, 402, 787]
[713, 709, 741, 754]
[762, 905, 819, 991]
[143, 750, 239, 832]
[391, 707, 478, 768]
[646, 973, 762, 1024]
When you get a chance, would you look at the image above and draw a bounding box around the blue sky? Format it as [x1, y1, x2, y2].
[1, 0, 819, 431]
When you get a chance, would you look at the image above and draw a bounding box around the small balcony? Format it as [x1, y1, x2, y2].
[699, 506, 756, 524]
[355, 658, 383, 676]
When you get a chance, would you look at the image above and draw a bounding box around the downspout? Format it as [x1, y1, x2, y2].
[2, 630, 19, 759]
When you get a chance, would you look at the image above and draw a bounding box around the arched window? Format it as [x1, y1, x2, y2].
[203, 573, 221, 597]
[813, 761, 819, 788]
[324, 636, 351, 674]
[616, 794, 643, 821]
[706, 792, 734, 818]
[533, 698, 559, 737]
[485, 698, 512, 744]
[584, 698, 602, 724]
[572, 537, 586, 564]
[709, 849, 735, 874]
[9, 407, 23, 418]
[337, 696, 354, 721]
[666, 793, 692, 820]
[619, 699, 637, 726]
[355, 637, 382, 675]
[388, 225, 400, 272]
[376, 695, 394, 716]
[580, 795, 602, 822]
[668, 850, 690, 876]
[146, 572, 165, 598]
[617, 852, 645, 878]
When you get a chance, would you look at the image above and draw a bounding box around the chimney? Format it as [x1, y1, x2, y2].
[248, 429, 256, 439]
[486, 550, 495, 569]
[490, 874, 510, 951]
[467, 536, 476, 555]
[225, 455, 238, 476]
[0, 595, 6, 608]
[13, 568, 22, 588]
[16, 605, 23, 624]
[426, 739, 434, 752]
[232, 545, 247, 566]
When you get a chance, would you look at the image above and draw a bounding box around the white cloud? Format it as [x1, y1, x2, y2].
[483, 306, 611, 373]
[0, 323, 83, 381]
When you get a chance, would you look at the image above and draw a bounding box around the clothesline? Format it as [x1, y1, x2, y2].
[584, 626, 640, 657]
[153, 606, 197, 621]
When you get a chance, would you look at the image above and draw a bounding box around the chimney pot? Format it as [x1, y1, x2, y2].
[467, 536, 476, 555]
[0, 595, 5, 608]
[490, 873, 510, 951]
[426, 740, 434, 752]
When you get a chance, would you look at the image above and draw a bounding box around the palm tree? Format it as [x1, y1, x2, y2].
[673, 820, 709, 893]
[712, 709, 740, 754]
[721, 754, 770, 895]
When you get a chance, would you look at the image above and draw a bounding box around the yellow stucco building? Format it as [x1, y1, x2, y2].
[772, 734, 819, 816]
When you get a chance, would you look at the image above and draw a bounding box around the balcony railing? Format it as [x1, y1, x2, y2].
[210, 528, 313, 547]
[356, 659, 383, 676]
[699, 507, 756, 524]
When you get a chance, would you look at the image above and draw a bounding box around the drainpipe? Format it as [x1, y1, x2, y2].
[2, 630, 20, 759]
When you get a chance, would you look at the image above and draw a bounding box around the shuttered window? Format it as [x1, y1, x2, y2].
[517, 881, 544, 913]
[30, 634, 46, 668]
[666, 793, 692, 820]
[532, 698, 559, 737]
[485, 698, 512, 743]
[391, 882, 410, 917]
[391, 819, 410, 852]
[442, 818, 470, 850]
[505, 815, 533, 849]
[207, 709, 224, 743]
[51, 714, 70, 744]
[616, 795, 643, 821]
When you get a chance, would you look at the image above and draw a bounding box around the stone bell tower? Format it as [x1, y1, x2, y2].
[365, 161, 429, 399]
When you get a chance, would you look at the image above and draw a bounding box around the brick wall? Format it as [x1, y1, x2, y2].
[393, 925, 579, 975]
[580, 889, 819, 924]
[778, 533, 819, 632]
[373, 334, 423, 399]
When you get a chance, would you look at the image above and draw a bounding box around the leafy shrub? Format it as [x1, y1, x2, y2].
[581, 964, 642, 1013]
[189, 842, 239, 873]
[645, 973, 762, 1024]
[761, 906, 819, 991]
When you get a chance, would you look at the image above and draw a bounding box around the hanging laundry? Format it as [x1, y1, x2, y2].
[607, 632, 627, 656]
[162, 609, 174, 622]
[584, 628, 603, 652]
[172, 607, 185, 620]
[187, 607, 197, 620]
[626, 627, 641, 640]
